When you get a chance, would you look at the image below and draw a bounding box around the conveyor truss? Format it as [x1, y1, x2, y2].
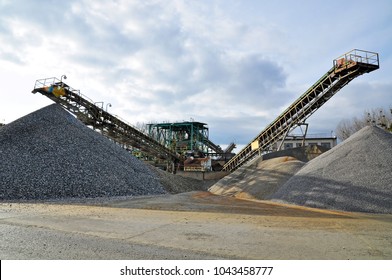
[32, 49, 379, 173]
[32, 79, 180, 165]
[222, 49, 379, 172]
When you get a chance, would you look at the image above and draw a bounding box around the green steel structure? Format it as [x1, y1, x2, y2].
[31, 49, 378, 173]
[222, 49, 379, 172]
[147, 121, 224, 155]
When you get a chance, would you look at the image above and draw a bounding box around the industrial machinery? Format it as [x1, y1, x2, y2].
[147, 121, 222, 155]
[32, 79, 180, 171]
[147, 121, 233, 171]
[32, 49, 379, 173]
[222, 49, 379, 172]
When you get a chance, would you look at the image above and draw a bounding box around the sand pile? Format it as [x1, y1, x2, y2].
[271, 126, 392, 213]
[209, 156, 305, 200]
[0, 104, 167, 200]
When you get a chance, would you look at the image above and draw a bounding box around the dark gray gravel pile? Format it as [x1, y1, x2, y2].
[271, 126, 392, 213]
[0, 104, 167, 200]
[151, 167, 211, 194]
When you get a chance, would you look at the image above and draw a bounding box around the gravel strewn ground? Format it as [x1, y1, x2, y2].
[0, 104, 167, 200]
[271, 126, 392, 213]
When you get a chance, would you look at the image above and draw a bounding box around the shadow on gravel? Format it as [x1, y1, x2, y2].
[210, 166, 303, 200]
[271, 174, 392, 214]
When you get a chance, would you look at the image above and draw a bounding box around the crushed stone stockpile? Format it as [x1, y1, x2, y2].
[271, 126, 392, 214]
[150, 167, 209, 194]
[209, 156, 305, 200]
[0, 104, 168, 200]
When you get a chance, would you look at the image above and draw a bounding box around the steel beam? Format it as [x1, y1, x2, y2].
[222, 49, 379, 172]
[32, 79, 179, 163]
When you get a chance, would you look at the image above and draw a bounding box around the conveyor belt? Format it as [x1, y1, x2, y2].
[222, 49, 379, 172]
[32, 79, 179, 163]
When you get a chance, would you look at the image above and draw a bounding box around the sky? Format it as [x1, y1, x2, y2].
[1, 0, 391, 148]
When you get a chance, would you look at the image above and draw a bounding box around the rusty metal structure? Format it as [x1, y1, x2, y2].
[32, 79, 180, 169]
[222, 49, 379, 172]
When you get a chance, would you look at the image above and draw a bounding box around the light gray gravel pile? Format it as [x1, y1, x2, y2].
[270, 126, 392, 213]
[209, 156, 305, 200]
[0, 104, 167, 200]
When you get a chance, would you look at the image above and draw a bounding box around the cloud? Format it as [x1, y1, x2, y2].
[0, 0, 391, 148]
[304, 80, 392, 134]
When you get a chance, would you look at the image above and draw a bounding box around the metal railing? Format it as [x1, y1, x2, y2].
[32, 77, 180, 163]
[333, 49, 379, 68]
[222, 49, 379, 172]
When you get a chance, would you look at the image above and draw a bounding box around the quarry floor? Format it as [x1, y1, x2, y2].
[1, 191, 391, 260]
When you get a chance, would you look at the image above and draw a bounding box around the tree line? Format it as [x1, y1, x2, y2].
[336, 107, 392, 141]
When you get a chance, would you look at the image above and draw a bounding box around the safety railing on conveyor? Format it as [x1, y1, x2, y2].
[222, 49, 379, 172]
[32, 77, 180, 163]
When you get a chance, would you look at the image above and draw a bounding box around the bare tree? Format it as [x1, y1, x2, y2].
[336, 107, 392, 141]
[336, 119, 356, 141]
[135, 121, 149, 134]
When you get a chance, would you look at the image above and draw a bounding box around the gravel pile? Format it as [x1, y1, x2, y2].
[271, 126, 392, 213]
[0, 104, 167, 200]
[150, 167, 211, 194]
[209, 156, 305, 200]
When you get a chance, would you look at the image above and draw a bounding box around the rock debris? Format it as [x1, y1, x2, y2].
[0, 104, 167, 200]
[2, 103, 391, 214]
[210, 126, 392, 213]
[271, 126, 392, 213]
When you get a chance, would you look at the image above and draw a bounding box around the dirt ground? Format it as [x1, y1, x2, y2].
[1, 191, 391, 259]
